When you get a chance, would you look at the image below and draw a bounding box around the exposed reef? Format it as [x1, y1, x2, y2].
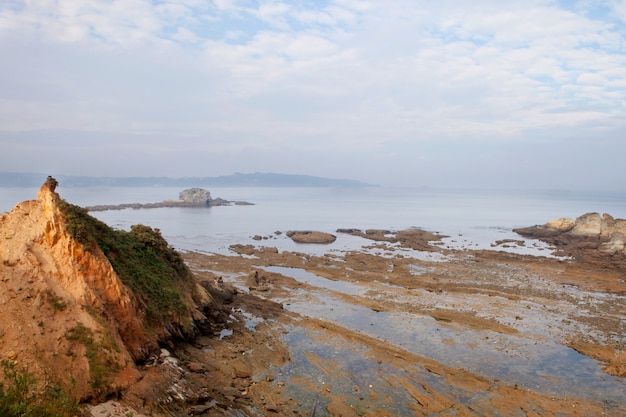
[337, 227, 446, 251]
[286, 230, 337, 244]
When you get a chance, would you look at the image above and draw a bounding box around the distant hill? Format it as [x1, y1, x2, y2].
[0, 172, 376, 188]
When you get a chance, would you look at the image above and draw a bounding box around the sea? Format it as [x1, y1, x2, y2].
[2, 185, 626, 256]
[3, 185, 626, 405]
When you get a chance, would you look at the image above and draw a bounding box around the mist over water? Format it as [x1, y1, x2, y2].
[2, 186, 626, 255]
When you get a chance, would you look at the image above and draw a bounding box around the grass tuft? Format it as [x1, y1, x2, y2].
[65, 323, 114, 389]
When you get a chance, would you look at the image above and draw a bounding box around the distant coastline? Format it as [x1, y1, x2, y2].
[0, 172, 376, 188]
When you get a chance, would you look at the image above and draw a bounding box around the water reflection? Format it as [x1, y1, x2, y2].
[249, 266, 626, 403]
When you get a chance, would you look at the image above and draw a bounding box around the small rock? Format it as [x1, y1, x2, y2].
[232, 361, 252, 379]
[189, 401, 216, 414]
[188, 362, 206, 373]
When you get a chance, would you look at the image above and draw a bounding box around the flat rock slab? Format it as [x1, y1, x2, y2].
[286, 230, 337, 244]
[87, 401, 147, 417]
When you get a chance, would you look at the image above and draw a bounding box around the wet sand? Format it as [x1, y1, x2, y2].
[176, 228, 625, 416]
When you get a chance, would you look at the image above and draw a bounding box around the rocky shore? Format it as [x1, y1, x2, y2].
[1, 183, 624, 417]
[178, 220, 626, 416]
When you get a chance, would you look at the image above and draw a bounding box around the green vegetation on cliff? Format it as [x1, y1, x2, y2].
[0, 360, 80, 417]
[64, 323, 115, 389]
[56, 194, 190, 324]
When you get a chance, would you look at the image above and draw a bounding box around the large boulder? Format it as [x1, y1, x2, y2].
[179, 188, 212, 205]
[570, 212, 603, 236]
[545, 217, 575, 232]
[602, 232, 626, 255]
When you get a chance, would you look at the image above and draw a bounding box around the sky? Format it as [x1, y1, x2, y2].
[0, 0, 625, 189]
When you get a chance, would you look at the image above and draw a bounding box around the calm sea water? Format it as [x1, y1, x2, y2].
[3, 187, 626, 403]
[2, 186, 626, 255]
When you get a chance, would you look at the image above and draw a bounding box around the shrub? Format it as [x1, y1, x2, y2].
[0, 360, 80, 417]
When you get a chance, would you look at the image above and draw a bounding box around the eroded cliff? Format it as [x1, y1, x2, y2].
[0, 178, 213, 402]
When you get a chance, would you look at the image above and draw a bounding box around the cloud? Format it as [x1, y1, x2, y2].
[0, 0, 625, 188]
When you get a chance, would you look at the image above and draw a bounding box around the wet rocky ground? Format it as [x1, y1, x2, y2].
[139, 226, 626, 417]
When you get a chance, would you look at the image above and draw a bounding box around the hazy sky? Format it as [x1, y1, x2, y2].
[1, 0, 625, 189]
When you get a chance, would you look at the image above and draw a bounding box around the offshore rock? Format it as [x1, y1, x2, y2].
[179, 188, 211, 205]
[515, 212, 626, 262]
[286, 230, 337, 244]
[545, 217, 575, 232]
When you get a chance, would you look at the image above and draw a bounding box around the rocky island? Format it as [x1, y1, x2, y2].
[0, 179, 624, 416]
[86, 187, 253, 211]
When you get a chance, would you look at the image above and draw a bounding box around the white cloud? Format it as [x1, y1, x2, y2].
[1, 0, 625, 187]
[172, 27, 201, 43]
[603, 0, 626, 23]
[252, 1, 291, 29]
[212, 0, 243, 12]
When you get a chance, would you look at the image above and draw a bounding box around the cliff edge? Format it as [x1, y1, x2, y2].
[0, 178, 214, 403]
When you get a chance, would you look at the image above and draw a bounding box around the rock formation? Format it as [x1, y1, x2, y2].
[337, 228, 446, 251]
[286, 230, 337, 244]
[0, 178, 216, 402]
[179, 188, 211, 205]
[515, 212, 626, 262]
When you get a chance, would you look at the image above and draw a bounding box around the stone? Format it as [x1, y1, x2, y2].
[545, 218, 575, 231]
[601, 232, 626, 254]
[179, 188, 212, 205]
[286, 230, 337, 244]
[232, 359, 252, 378]
[570, 212, 602, 236]
[516, 212, 626, 258]
[189, 401, 216, 414]
[188, 362, 206, 373]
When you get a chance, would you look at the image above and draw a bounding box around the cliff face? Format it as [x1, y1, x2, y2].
[0, 180, 213, 400]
